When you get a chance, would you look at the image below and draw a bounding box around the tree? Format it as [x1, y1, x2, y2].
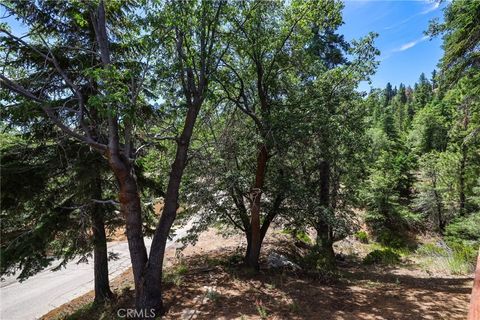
[408, 104, 449, 154]
[283, 27, 378, 268]
[1, 0, 158, 309]
[428, 0, 480, 86]
[183, 0, 378, 271]
[413, 151, 460, 232]
[431, 69, 438, 91]
[209, 0, 357, 269]
[137, 0, 227, 313]
[443, 75, 480, 215]
[0, 135, 118, 302]
[413, 73, 432, 110]
[362, 91, 418, 243]
[384, 82, 394, 107]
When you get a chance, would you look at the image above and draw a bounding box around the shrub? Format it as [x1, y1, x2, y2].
[447, 242, 477, 274]
[175, 262, 189, 275]
[282, 229, 312, 244]
[205, 289, 221, 303]
[376, 229, 409, 249]
[445, 213, 480, 245]
[299, 250, 337, 273]
[363, 248, 401, 265]
[355, 230, 369, 243]
[226, 253, 244, 266]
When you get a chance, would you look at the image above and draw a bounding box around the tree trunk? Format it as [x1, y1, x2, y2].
[315, 160, 335, 269]
[437, 205, 445, 234]
[438, 217, 446, 234]
[459, 143, 467, 215]
[91, 206, 113, 303]
[244, 229, 252, 262]
[245, 144, 268, 270]
[244, 197, 279, 266]
[139, 101, 201, 316]
[259, 191, 283, 244]
[432, 176, 445, 233]
[108, 152, 147, 307]
[315, 220, 335, 269]
[116, 171, 149, 307]
[91, 175, 113, 303]
[92, 212, 112, 303]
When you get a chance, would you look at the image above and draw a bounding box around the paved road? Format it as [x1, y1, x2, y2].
[0, 223, 192, 320]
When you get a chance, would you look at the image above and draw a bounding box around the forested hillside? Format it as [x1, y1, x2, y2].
[0, 0, 478, 319]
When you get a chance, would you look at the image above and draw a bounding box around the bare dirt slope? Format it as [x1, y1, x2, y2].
[42, 229, 473, 320]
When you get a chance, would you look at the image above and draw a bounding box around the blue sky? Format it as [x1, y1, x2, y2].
[340, 0, 447, 91]
[2, 1, 445, 92]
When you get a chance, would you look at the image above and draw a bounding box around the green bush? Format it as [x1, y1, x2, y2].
[449, 242, 477, 260]
[444, 215, 479, 274]
[363, 248, 401, 265]
[296, 231, 312, 244]
[445, 213, 480, 245]
[376, 230, 408, 249]
[447, 242, 477, 274]
[300, 250, 336, 272]
[282, 229, 312, 244]
[355, 230, 369, 243]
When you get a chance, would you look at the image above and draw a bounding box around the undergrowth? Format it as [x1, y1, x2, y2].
[415, 241, 477, 275]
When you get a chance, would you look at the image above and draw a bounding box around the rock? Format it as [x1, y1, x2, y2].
[180, 309, 197, 319]
[267, 252, 301, 270]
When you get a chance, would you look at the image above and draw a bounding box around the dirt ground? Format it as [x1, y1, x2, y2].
[42, 229, 474, 320]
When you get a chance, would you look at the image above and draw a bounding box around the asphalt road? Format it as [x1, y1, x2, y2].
[0, 223, 192, 320]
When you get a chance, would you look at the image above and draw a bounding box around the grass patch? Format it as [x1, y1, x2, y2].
[59, 302, 96, 320]
[416, 243, 448, 256]
[447, 242, 477, 275]
[363, 248, 401, 265]
[61, 299, 130, 320]
[288, 301, 300, 313]
[415, 241, 477, 275]
[163, 261, 189, 286]
[205, 289, 222, 303]
[255, 300, 268, 319]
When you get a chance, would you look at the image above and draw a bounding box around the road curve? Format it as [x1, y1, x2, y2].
[0, 222, 192, 320]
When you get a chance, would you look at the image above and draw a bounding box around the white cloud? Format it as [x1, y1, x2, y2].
[421, 1, 440, 14]
[394, 36, 429, 52]
[385, 1, 440, 30]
